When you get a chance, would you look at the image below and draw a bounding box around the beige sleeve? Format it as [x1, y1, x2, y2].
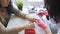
[12, 7, 28, 19]
[11, 2, 28, 19]
[0, 22, 18, 34]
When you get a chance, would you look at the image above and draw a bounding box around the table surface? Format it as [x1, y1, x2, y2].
[7, 14, 47, 34]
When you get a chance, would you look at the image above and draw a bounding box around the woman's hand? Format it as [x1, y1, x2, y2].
[25, 15, 37, 22]
[27, 17, 37, 22]
[17, 22, 35, 32]
[24, 22, 35, 29]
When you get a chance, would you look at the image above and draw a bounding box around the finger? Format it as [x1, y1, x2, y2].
[30, 23, 35, 28]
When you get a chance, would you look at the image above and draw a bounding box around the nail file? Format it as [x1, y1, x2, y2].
[35, 20, 47, 29]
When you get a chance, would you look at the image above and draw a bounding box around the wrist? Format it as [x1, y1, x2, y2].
[17, 25, 26, 32]
[44, 28, 52, 34]
[25, 14, 30, 20]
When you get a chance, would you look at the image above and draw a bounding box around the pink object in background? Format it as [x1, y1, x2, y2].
[37, 10, 47, 16]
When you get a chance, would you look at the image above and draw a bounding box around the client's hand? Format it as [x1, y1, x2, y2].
[25, 15, 37, 22]
[24, 22, 35, 29]
[28, 17, 37, 22]
[17, 22, 35, 32]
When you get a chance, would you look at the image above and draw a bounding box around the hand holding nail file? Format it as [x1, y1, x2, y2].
[25, 19, 47, 34]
